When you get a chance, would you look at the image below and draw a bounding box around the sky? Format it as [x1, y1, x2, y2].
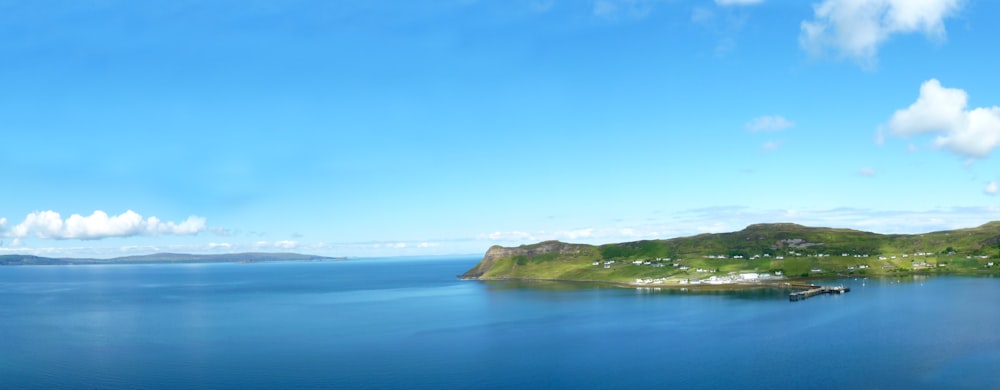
[2, 0, 1000, 258]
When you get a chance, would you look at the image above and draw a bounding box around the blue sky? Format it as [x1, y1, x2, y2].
[2, 0, 1000, 258]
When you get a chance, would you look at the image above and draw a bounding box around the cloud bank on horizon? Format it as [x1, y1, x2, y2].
[1, 210, 205, 242]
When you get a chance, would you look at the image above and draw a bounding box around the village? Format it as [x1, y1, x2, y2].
[589, 249, 995, 286]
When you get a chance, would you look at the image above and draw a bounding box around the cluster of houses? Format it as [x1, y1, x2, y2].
[631, 270, 785, 286]
[702, 252, 876, 260]
[675, 272, 782, 285]
[594, 257, 682, 269]
[594, 260, 616, 269]
[594, 246, 998, 285]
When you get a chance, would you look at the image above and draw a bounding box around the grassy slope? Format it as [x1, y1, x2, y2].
[468, 222, 1000, 283]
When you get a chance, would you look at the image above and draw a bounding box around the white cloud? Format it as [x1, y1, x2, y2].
[885, 79, 1000, 158]
[253, 240, 299, 250]
[556, 228, 595, 240]
[986, 182, 998, 195]
[480, 231, 535, 241]
[417, 242, 440, 248]
[716, 0, 763, 5]
[593, 0, 619, 17]
[274, 240, 298, 249]
[746, 115, 794, 132]
[874, 128, 885, 145]
[208, 242, 233, 249]
[800, 0, 962, 66]
[691, 7, 714, 23]
[592, 0, 653, 20]
[859, 167, 876, 177]
[696, 222, 730, 233]
[761, 140, 782, 153]
[528, 0, 555, 13]
[5, 210, 206, 240]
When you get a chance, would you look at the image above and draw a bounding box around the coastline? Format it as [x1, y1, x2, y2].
[462, 271, 998, 291]
[464, 275, 807, 291]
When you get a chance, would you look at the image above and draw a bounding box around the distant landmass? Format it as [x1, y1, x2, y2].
[0, 252, 345, 266]
[461, 222, 1000, 285]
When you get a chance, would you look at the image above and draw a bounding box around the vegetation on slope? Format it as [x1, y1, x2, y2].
[462, 222, 1000, 283]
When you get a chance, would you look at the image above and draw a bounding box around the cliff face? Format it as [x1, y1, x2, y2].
[460, 241, 587, 279]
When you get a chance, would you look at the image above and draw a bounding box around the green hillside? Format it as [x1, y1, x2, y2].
[461, 222, 1000, 284]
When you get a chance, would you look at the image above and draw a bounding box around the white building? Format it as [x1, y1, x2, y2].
[739, 273, 760, 281]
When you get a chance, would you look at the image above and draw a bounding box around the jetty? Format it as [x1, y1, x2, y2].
[789, 284, 850, 302]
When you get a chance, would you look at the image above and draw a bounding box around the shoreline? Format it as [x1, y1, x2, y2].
[463, 276, 810, 291]
[462, 271, 998, 291]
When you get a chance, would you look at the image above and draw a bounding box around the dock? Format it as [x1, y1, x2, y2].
[789, 284, 850, 302]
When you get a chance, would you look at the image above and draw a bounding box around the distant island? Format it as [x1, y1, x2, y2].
[0, 252, 345, 266]
[461, 222, 1000, 287]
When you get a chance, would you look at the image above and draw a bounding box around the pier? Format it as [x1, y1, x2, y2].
[789, 284, 850, 302]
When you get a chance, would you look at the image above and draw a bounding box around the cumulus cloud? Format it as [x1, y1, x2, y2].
[5, 210, 206, 240]
[884, 79, 1000, 158]
[800, 0, 962, 66]
[986, 182, 998, 195]
[716, 0, 763, 5]
[746, 115, 794, 132]
[859, 167, 876, 177]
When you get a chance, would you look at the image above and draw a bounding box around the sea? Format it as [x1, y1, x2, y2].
[2, 256, 999, 389]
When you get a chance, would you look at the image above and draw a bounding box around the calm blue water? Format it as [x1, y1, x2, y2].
[2, 257, 999, 389]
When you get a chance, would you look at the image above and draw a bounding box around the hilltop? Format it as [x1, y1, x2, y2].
[0, 252, 343, 266]
[460, 222, 1000, 284]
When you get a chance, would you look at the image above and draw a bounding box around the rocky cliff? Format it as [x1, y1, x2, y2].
[460, 240, 590, 279]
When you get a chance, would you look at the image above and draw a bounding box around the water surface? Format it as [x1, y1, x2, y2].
[2, 258, 998, 389]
